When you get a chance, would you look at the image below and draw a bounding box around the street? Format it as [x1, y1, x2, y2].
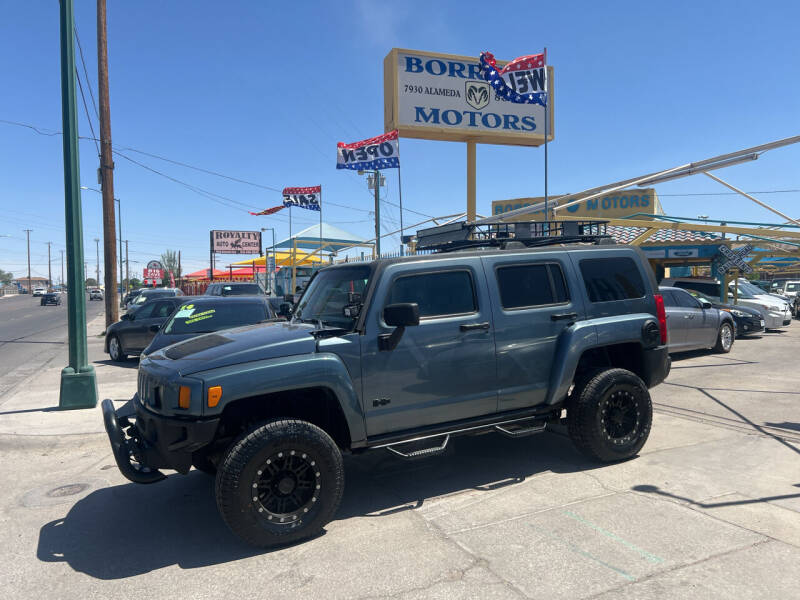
[0, 294, 104, 401]
[0, 316, 798, 598]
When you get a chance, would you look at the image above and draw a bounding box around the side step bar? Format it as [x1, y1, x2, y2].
[494, 419, 547, 438]
[386, 435, 450, 460]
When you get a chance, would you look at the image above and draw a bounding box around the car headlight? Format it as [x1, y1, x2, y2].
[726, 309, 748, 317]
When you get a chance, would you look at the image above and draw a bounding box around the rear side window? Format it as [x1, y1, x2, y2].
[496, 263, 569, 309]
[388, 270, 476, 318]
[580, 257, 645, 302]
[661, 290, 678, 307]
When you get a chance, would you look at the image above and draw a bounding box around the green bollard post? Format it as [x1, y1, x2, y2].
[58, 0, 98, 409]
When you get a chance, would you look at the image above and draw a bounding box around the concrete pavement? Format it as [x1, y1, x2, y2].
[0, 320, 798, 598]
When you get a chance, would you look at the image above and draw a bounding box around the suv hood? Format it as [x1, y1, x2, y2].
[142, 321, 317, 376]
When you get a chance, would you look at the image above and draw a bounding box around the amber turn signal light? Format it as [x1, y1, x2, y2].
[178, 386, 191, 409]
[207, 386, 222, 408]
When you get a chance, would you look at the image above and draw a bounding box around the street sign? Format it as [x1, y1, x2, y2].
[714, 244, 754, 277]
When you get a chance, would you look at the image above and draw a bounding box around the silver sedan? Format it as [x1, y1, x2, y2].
[659, 286, 735, 354]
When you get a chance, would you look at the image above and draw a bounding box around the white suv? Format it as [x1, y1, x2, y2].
[662, 277, 792, 329]
[32, 287, 47, 297]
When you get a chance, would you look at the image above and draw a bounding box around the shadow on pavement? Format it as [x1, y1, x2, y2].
[93, 359, 138, 369]
[37, 431, 596, 579]
[633, 484, 800, 508]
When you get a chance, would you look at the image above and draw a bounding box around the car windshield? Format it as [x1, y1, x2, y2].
[293, 266, 371, 329]
[784, 282, 800, 292]
[733, 281, 766, 298]
[134, 292, 168, 305]
[164, 301, 268, 334]
[220, 284, 261, 296]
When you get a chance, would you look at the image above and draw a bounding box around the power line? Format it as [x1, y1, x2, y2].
[73, 26, 99, 119]
[74, 67, 100, 155]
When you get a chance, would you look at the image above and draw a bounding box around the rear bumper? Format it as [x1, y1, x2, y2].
[642, 345, 670, 388]
[101, 396, 220, 482]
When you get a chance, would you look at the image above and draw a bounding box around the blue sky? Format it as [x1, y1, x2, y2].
[2, 0, 799, 281]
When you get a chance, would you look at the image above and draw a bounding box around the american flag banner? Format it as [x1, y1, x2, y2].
[283, 186, 321, 211]
[337, 130, 400, 171]
[479, 51, 548, 106]
[249, 205, 285, 216]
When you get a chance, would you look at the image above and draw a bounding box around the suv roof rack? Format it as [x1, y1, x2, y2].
[415, 220, 611, 253]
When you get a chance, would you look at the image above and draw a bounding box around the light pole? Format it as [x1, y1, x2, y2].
[59, 0, 97, 409]
[115, 197, 122, 304]
[261, 227, 276, 295]
[93, 237, 100, 286]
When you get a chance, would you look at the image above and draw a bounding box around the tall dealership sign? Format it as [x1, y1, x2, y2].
[384, 48, 553, 147]
[209, 230, 262, 282]
[491, 189, 663, 221]
[384, 48, 553, 222]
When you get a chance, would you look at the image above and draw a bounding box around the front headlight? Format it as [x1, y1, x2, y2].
[728, 309, 748, 317]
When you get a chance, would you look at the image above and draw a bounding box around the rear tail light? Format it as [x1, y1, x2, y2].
[654, 293, 668, 345]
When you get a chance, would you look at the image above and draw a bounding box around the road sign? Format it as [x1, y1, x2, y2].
[714, 244, 754, 276]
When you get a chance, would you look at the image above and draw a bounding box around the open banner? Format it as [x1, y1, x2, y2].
[337, 130, 399, 171]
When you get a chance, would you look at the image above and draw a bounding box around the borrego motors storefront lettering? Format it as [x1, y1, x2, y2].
[384, 49, 553, 145]
[491, 189, 662, 220]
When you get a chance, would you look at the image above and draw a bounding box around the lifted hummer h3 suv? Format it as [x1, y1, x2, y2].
[102, 222, 670, 547]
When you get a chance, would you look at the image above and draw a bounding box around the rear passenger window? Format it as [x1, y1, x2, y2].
[496, 264, 569, 309]
[661, 290, 678, 307]
[580, 257, 646, 302]
[388, 271, 476, 318]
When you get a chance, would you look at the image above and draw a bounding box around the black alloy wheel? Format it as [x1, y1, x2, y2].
[568, 368, 652, 462]
[215, 419, 344, 548]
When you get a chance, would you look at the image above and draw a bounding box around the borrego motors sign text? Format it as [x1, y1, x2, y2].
[210, 230, 262, 255]
[384, 48, 553, 146]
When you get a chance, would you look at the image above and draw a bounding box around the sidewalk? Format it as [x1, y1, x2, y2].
[0, 313, 137, 436]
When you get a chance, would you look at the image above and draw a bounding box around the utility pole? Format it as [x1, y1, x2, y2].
[93, 238, 100, 285]
[97, 0, 118, 325]
[125, 240, 129, 295]
[23, 229, 32, 293]
[46, 242, 52, 290]
[59, 0, 97, 409]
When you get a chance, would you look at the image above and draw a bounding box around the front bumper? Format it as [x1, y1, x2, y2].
[763, 311, 791, 329]
[101, 395, 220, 483]
[734, 315, 765, 336]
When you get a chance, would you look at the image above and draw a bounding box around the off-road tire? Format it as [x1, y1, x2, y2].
[567, 368, 652, 463]
[215, 419, 344, 548]
[108, 335, 126, 362]
[713, 321, 734, 353]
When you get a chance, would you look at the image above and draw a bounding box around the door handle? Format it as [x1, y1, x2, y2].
[551, 312, 578, 321]
[460, 322, 490, 331]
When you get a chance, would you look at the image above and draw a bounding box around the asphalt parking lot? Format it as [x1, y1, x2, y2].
[1, 322, 799, 599]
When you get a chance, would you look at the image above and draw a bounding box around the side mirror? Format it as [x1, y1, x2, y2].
[699, 298, 713, 309]
[278, 303, 293, 318]
[149, 324, 160, 333]
[379, 303, 419, 351]
[383, 303, 420, 327]
[121, 313, 132, 321]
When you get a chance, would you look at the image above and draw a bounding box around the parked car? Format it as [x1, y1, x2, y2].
[204, 282, 263, 296]
[662, 276, 791, 329]
[682, 288, 765, 337]
[659, 287, 735, 354]
[102, 237, 670, 548]
[123, 289, 143, 306]
[142, 296, 275, 356]
[775, 281, 800, 315]
[89, 288, 103, 301]
[126, 287, 184, 311]
[32, 287, 47, 297]
[105, 296, 193, 361]
[40, 292, 62, 306]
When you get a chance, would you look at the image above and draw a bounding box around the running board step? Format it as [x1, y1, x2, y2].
[385, 435, 449, 459]
[494, 420, 547, 438]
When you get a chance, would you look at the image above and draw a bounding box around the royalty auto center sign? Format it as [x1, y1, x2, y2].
[210, 230, 262, 255]
[384, 48, 553, 146]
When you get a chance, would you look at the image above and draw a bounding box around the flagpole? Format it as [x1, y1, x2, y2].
[543, 47, 549, 228]
[319, 185, 323, 265]
[289, 204, 294, 295]
[396, 140, 405, 255]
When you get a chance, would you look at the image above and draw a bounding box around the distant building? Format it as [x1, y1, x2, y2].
[13, 276, 50, 291]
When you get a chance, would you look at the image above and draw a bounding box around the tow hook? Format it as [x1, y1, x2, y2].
[101, 399, 166, 484]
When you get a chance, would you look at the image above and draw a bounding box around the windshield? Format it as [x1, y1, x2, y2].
[220, 284, 261, 296]
[733, 281, 765, 298]
[685, 289, 715, 303]
[784, 282, 800, 292]
[164, 302, 268, 334]
[134, 291, 169, 305]
[293, 266, 371, 329]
